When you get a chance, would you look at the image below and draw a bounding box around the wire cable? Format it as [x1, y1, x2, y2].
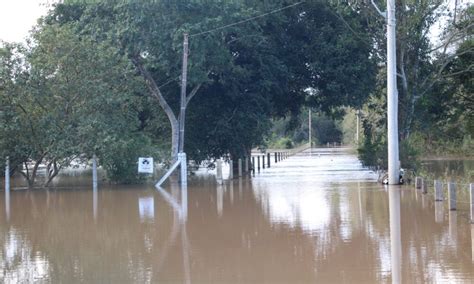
[189, 1, 304, 37]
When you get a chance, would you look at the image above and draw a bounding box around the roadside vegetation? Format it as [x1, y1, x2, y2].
[0, 0, 472, 186]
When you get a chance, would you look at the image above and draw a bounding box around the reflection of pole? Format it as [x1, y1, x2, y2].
[181, 183, 188, 220]
[5, 157, 10, 222]
[93, 184, 98, 222]
[181, 224, 191, 284]
[217, 183, 223, 217]
[449, 212, 457, 245]
[389, 188, 401, 284]
[387, 0, 400, 185]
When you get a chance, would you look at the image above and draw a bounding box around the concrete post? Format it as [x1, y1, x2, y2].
[262, 155, 265, 169]
[216, 159, 223, 182]
[448, 182, 456, 211]
[257, 156, 260, 172]
[5, 157, 10, 193]
[435, 180, 443, 201]
[422, 178, 428, 194]
[245, 157, 249, 174]
[179, 153, 187, 187]
[238, 158, 242, 177]
[229, 159, 233, 179]
[267, 153, 271, 168]
[415, 177, 421, 189]
[92, 154, 98, 191]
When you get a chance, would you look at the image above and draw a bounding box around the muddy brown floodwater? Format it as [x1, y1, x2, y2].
[1, 148, 474, 283]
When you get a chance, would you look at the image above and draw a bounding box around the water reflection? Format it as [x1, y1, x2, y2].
[155, 183, 190, 284]
[389, 188, 401, 284]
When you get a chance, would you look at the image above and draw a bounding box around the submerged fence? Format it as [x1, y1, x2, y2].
[413, 176, 474, 223]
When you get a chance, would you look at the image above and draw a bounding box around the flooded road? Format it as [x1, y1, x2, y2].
[1, 148, 474, 283]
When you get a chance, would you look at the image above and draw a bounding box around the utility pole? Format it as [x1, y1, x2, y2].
[371, 0, 399, 184]
[156, 33, 189, 188]
[386, 0, 399, 184]
[179, 33, 189, 153]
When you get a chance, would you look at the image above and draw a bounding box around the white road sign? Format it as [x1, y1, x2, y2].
[138, 157, 154, 173]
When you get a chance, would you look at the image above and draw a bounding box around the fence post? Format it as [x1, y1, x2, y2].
[422, 178, 428, 194]
[229, 160, 234, 179]
[216, 159, 223, 183]
[5, 156, 10, 193]
[448, 182, 456, 211]
[470, 184, 474, 223]
[245, 157, 249, 174]
[434, 180, 443, 201]
[257, 156, 260, 172]
[415, 177, 421, 189]
[267, 153, 271, 168]
[238, 158, 242, 177]
[262, 155, 265, 169]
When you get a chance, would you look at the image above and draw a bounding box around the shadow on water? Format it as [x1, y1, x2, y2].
[1, 148, 474, 283]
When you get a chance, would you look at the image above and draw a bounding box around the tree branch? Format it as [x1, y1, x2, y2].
[131, 55, 178, 125]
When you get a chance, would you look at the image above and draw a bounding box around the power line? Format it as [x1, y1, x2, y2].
[189, 1, 305, 38]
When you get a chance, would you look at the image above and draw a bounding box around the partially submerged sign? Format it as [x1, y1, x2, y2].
[138, 157, 154, 174]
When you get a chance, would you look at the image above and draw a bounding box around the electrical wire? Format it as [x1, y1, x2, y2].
[189, 1, 304, 38]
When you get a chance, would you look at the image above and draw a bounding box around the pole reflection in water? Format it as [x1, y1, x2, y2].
[389, 187, 401, 284]
[5, 185, 10, 222]
[93, 186, 98, 222]
[472, 224, 474, 263]
[435, 202, 444, 223]
[138, 196, 155, 223]
[156, 182, 190, 284]
[449, 211, 457, 245]
[217, 183, 224, 217]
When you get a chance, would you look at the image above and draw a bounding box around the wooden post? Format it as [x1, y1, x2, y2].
[262, 155, 265, 169]
[238, 158, 242, 177]
[5, 156, 10, 193]
[92, 154, 98, 191]
[245, 157, 249, 174]
[422, 178, 428, 194]
[257, 156, 260, 172]
[448, 182, 456, 211]
[435, 180, 443, 201]
[415, 177, 421, 189]
[470, 184, 474, 223]
[267, 153, 271, 168]
[229, 160, 234, 179]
